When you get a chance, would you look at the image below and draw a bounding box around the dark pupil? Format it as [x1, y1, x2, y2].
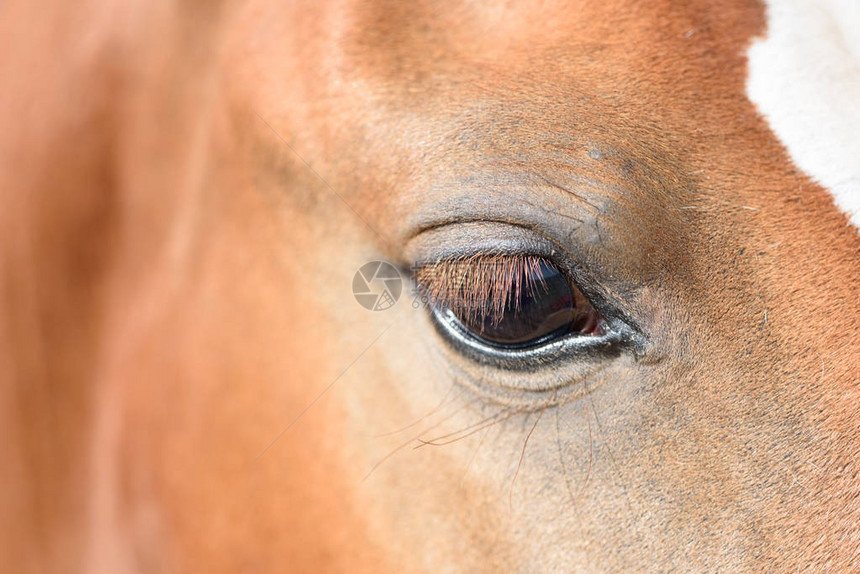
[455, 261, 596, 347]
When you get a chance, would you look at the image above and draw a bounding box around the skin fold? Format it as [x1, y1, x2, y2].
[1, 0, 858, 572]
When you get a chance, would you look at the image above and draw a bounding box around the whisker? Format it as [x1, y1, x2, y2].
[509, 394, 553, 509]
[371, 383, 459, 438]
[556, 394, 595, 510]
[363, 398, 474, 482]
[459, 426, 492, 488]
[556, 404, 576, 507]
[582, 396, 594, 493]
[531, 173, 601, 212]
[416, 405, 526, 447]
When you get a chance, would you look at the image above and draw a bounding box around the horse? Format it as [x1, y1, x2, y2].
[1, 0, 858, 571]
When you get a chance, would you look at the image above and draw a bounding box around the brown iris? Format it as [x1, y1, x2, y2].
[416, 254, 604, 348]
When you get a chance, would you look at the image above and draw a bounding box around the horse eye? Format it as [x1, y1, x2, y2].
[419, 255, 605, 350]
[451, 260, 603, 347]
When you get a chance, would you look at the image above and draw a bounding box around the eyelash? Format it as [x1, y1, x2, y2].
[413, 253, 550, 327]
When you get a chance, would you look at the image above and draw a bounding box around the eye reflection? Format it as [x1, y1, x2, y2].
[417, 255, 604, 349]
[456, 261, 602, 346]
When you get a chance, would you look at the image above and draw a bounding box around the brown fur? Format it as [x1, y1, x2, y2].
[2, 0, 859, 572]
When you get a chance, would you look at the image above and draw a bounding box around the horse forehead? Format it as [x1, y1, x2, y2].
[747, 0, 860, 231]
[337, 1, 762, 89]
[328, 1, 765, 157]
[341, 0, 750, 50]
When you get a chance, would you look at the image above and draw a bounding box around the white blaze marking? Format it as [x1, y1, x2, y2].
[747, 0, 860, 230]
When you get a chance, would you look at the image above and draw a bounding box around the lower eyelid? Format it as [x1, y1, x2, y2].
[426, 305, 634, 406]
